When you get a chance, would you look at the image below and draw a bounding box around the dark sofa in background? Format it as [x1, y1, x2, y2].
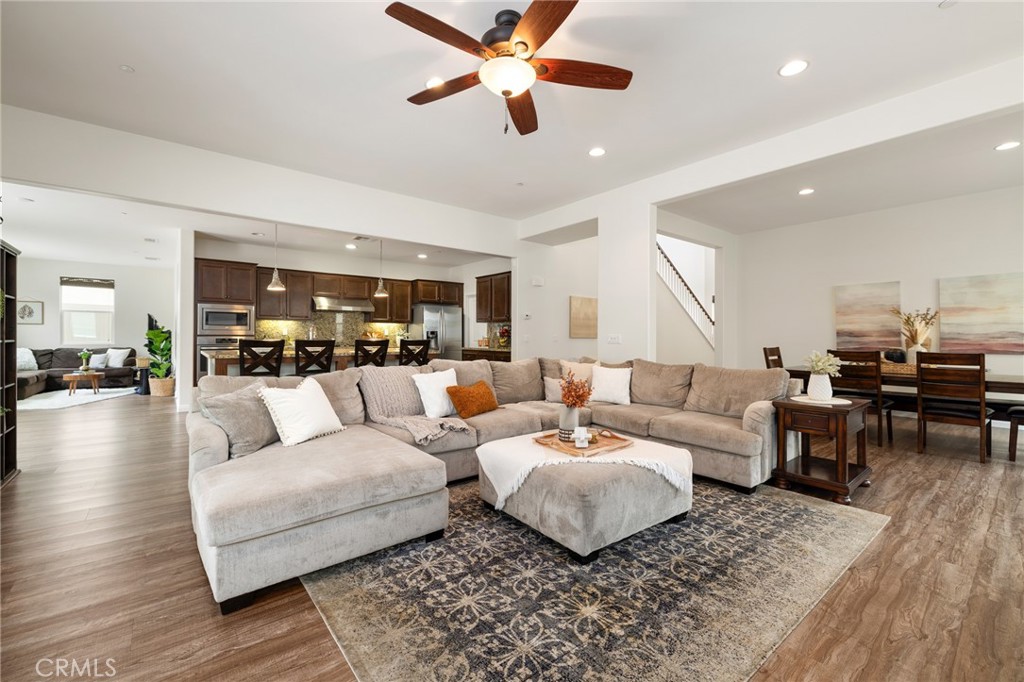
[18, 347, 138, 399]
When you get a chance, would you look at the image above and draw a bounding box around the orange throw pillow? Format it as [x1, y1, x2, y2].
[446, 381, 498, 419]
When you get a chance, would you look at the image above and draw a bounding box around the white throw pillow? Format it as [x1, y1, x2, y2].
[89, 354, 108, 369]
[259, 378, 345, 446]
[106, 348, 132, 368]
[589, 365, 632, 405]
[560, 359, 595, 385]
[411, 368, 457, 418]
[543, 376, 562, 403]
[16, 348, 37, 371]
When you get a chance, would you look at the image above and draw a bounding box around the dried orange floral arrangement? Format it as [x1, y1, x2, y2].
[560, 371, 592, 408]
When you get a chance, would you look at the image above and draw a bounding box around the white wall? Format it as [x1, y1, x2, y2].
[656, 278, 715, 366]
[738, 186, 1024, 374]
[195, 237, 455, 281]
[17, 257, 175, 354]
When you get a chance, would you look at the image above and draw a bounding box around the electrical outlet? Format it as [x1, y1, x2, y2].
[607, 334, 622, 344]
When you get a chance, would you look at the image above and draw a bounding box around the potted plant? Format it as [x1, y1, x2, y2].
[146, 324, 175, 397]
[77, 348, 93, 371]
[890, 307, 939, 364]
[805, 350, 841, 402]
[558, 371, 592, 442]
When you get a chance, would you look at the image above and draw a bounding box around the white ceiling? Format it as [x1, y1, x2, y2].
[661, 108, 1024, 232]
[1, 183, 497, 269]
[3, 1, 1022, 221]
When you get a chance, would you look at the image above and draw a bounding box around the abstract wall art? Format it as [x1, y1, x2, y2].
[833, 281, 902, 350]
[939, 272, 1024, 354]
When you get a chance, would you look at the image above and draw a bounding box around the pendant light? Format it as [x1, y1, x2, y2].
[374, 240, 389, 298]
[267, 223, 286, 291]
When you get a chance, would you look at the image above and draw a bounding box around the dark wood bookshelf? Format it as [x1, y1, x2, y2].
[2, 240, 20, 487]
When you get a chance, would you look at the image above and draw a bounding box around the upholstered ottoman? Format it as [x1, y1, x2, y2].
[476, 432, 693, 563]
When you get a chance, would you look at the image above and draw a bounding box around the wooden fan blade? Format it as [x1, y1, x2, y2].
[407, 72, 481, 105]
[507, 90, 538, 135]
[513, 0, 578, 57]
[385, 2, 494, 60]
[533, 58, 633, 90]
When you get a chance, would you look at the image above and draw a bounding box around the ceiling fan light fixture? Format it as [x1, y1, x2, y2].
[425, 76, 445, 89]
[478, 56, 536, 98]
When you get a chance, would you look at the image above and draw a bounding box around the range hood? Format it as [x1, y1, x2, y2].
[312, 296, 376, 313]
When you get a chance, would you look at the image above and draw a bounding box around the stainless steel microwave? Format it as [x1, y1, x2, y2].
[197, 303, 255, 337]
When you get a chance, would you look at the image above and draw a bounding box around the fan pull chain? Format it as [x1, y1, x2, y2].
[503, 98, 509, 135]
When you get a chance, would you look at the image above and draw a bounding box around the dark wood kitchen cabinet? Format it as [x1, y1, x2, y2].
[196, 258, 257, 304]
[475, 271, 511, 323]
[257, 268, 312, 320]
[371, 279, 412, 323]
[314, 273, 372, 299]
[412, 280, 463, 306]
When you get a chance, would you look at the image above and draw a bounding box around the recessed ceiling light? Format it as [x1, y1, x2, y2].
[994, 141, 1020, 151]
[425, 76, 445, 89]
[589, 147, 606, 157]
[798, 188, 815, 196]
[345, 243, 357, 250]
[119, 64, 135, 73]
[778, 60, 809, 77]
[417, 253, 428, 259]
[19, 197, 35, 203]
[251, 231, 265, 237]
[515, 182, 526, 187]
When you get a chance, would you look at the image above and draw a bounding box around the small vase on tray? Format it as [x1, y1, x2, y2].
[558, 405, 579, 442]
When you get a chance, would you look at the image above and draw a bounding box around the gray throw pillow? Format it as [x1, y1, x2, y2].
[490, 358, 543, 404]
[630, 358, 693, 408]
[198, 379, 278, 458]
[310, 368, 365, 424]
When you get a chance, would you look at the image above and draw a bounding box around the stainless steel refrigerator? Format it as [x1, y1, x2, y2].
[411, 304, 463, 361]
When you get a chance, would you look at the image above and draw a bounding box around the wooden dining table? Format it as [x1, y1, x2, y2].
[784, 366, 1024, 420]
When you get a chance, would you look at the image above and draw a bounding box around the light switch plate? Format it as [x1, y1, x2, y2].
[607, 334, 622, 344]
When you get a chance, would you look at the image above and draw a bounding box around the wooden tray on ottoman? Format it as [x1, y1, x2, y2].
[533, 430, 634, 458]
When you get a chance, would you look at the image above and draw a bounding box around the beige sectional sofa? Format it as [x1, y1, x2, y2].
[186, 357, 796, 611]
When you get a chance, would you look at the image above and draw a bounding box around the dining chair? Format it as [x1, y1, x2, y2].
[827, 349, 894, 446]
[294, 339, 336, 376]
[1008, 405, 1022, 462]
[916, 352, 992, 463]
[398, 339, 430, 366]
[354, 339, 389, 367]
[763, 347, 784, 369]
[239, 339, 285, 377]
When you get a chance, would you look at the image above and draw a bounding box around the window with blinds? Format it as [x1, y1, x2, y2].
[60, 277, 116, 346]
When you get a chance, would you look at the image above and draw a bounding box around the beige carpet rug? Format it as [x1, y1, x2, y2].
[302, 479, 889, 682]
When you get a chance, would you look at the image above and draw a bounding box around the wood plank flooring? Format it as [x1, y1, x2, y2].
[2, 396, 1021, 681]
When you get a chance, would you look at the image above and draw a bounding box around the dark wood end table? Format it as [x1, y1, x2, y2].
[772, 397, 872, 505]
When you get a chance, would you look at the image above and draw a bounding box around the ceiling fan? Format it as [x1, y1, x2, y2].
[385, 1, 633, 135]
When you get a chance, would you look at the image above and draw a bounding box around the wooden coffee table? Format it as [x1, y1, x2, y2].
[63, 371, 104, 395]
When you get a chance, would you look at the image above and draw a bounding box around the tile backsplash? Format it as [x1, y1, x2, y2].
[256, 311, 408, 348]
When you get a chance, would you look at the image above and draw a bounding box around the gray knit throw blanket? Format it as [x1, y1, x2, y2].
[358, 365, 470, 445]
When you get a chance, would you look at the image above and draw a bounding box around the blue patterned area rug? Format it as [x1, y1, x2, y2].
[302, 480, 888, 682]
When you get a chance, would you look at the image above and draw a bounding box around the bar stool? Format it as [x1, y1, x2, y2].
[239, 339, 284, 377]
[354, 339, 389, 367]
[398, 339, 430, 366]
[294, 339, 336, 376]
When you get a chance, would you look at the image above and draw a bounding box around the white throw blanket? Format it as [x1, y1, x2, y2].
[477, 435, 693, 511]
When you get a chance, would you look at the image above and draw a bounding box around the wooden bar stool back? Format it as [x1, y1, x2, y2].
[354, 339, 389, 367]
[239, 339, 285, 377]
[398, 339, 430, 366]
[916, 352, 992, 463]
[827, 349, 894, 446]
[294, 339, 336, 376]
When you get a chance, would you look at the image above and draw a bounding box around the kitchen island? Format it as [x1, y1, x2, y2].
[200, 347, 440, 376]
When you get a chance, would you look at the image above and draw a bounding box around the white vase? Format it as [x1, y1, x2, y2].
[807, 374, 833, 402]
[558, 405, 579, 442]
[906, 343, 925, 365]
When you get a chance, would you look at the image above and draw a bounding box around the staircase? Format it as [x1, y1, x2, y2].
[656, 243, 714, 348]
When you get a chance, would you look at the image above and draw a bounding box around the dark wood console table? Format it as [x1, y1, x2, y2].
[772, 397, 872, 505]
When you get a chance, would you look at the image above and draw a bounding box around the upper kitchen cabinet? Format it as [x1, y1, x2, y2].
[475, 271, 511, 323]
[371, 279, 412, 323]
[411, 280, 463, 306]
[314, 273, 372, 299]
[257, 268, 313, 320]
[195, 258, 257, 304]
